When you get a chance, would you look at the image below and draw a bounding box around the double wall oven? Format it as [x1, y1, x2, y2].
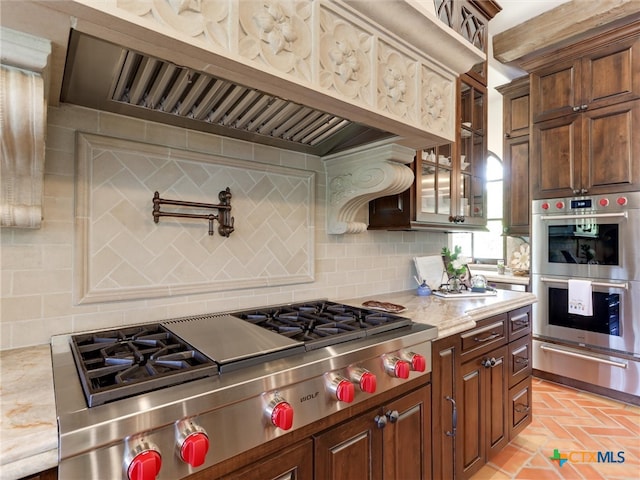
[531, 192, 640, 400]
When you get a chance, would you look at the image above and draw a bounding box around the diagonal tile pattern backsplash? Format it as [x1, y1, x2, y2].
[75, 133, 315, 304]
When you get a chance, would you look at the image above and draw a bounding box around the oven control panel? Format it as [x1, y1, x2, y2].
[535, 193, 638, 214]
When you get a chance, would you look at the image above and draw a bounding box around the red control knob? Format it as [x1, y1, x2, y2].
[541, 202, 550, 210]
[359, 372, 377, 393]
[336, 379, 355, 403]
[617, 196, 628, 206]
[410, 353, 427, 372]
[180, 432, 209, 468]
[395, 361, 410, 379]
[271, 401, 294, 430]
[555, 201, 564, 209]
[599, 198, 609, 207]
[128, 450, 162, 480]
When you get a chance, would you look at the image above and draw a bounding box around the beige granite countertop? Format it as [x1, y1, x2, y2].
[0, 345, 58, 480]
[0, 289, 535, 479]
[341, 288, 537, 339]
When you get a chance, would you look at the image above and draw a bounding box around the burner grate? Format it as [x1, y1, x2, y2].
[233, 301, 411, 350]
[70, 324, 217, 407]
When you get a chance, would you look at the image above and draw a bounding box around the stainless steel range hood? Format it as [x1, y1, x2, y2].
[61, 31, 393, 156]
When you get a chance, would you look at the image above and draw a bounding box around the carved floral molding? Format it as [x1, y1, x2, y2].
[112, 0, 477, 143]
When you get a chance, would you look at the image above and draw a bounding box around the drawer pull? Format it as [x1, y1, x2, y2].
[514, 403, 530, 413]
[474, 332, 500, 343]
[514, 356, 529, 365]
[512, 318, 529, 327]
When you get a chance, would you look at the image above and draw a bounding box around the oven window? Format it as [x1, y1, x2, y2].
[548, 288, 620, 336]
[547, 223, 619, 265]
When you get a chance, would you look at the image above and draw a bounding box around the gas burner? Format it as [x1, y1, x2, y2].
[70, 324, 217, 407]
[232, 301, 411, 350]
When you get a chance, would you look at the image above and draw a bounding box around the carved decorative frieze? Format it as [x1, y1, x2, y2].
[319, 8, 372, 103]
[238, 0, 312, 81]
[324, 140, 415, 234]
[110, 0, 474, 144]
[377, 41, 417, 122]
[421, 65, 453, 135]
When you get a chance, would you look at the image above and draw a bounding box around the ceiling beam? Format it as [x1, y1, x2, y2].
[493, 0, 640, 65]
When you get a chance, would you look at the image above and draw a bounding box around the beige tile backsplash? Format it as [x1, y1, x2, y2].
[0, 105, 444, 350]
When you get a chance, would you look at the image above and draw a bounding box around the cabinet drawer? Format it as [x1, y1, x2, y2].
[508, 306, 532, 341]
[508, 336, 532, 389]
[460, 315, 507, 358]
[508, 377, 532, 440]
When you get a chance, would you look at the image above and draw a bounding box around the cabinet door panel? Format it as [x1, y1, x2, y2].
[486, 347, 508, 459]
[509, 377, 533, 440]
[431, 339, 457, 480]
[382, 385, 431, 480]
[531, 115, 582, 198]
[504, 137, 530, 235]
[583, 100, 640, 193]
[531, 60, 579, 123]
[314, 409, 382, 480]
[459, 363, 483, 477]
[220, 440, 313, 480]
[584, 36, 640, 109]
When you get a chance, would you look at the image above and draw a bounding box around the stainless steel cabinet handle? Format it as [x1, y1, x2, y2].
[539, 277, 628, 290]
[540, 344, 628, 368]
[514, 403, 530, 413]
[572, 106, 581, 112]
[445, 396, 457, 437]
[514, 356, 529, 365]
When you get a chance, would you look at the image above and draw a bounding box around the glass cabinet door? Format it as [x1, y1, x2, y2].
[459, 79, 486, 222]
[417, 144, 453, 220]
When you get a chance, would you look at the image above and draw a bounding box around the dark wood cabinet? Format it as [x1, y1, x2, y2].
[314, 385, 431, 480]
[220, 440, 313, 480]
[531, 99, 640, 198]
[497, 76, 530, 235]
[431, 306, 532, 480]
[18, 468, 57, 480]
[530, 33, 640, 124]
[527, 22, 640, 199]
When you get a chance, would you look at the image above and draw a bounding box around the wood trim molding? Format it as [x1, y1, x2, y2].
[493, 0, 640, 66]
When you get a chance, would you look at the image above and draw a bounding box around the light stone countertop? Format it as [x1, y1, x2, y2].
[0, 289, 536, 479]
[341, 288, 537, 339]
[0, 345, 58, 480]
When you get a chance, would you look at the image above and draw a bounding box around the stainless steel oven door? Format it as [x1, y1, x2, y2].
[532, 194, 640, 281]
[532, 274, 639, 356]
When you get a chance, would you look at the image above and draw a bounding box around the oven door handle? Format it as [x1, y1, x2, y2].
[539, 277, 629, 290]
[539, 212, 628, 221]
[540, 344, 628, 369]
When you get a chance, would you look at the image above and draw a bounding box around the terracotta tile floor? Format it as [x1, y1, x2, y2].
[470, 378, 640, 480]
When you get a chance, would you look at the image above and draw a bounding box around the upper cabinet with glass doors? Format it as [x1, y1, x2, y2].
[368, 0, 498, 231]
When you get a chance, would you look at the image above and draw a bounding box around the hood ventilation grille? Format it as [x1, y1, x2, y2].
[62, 32, 391, 156]
[111, 50, 351, 148]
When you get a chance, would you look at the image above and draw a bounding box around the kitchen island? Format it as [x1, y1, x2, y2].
[0, 289, 535, 479]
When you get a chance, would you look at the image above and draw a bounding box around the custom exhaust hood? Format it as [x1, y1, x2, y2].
[61, 31, 393, 157]
[4, 0, 484, 233]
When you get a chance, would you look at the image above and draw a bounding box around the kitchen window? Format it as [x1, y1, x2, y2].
[450, 153, 504, 261]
